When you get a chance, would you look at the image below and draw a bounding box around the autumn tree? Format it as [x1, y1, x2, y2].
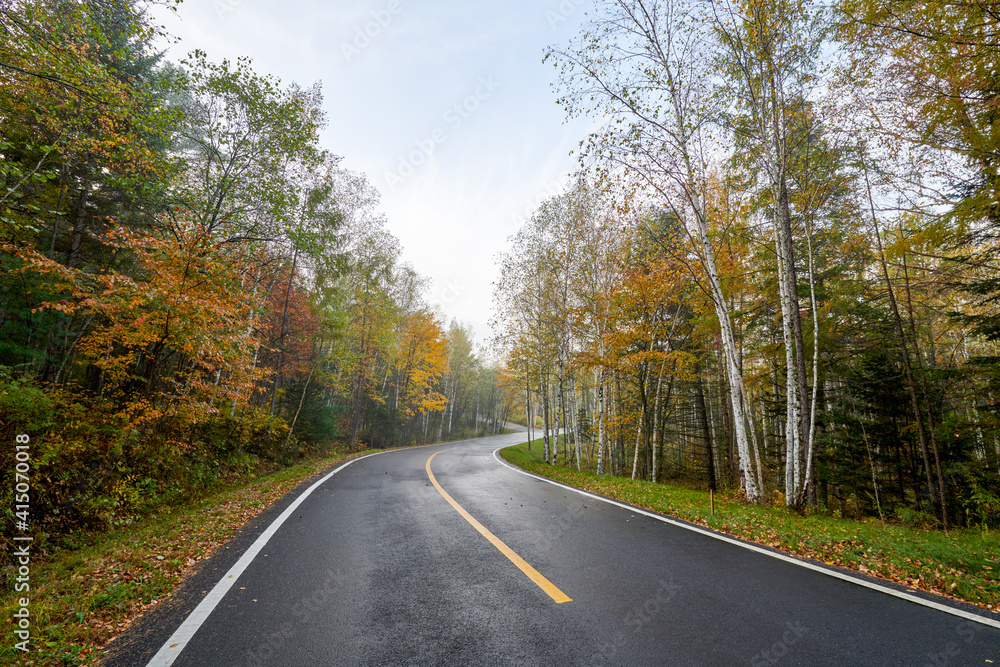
[390, 309, 448, 443]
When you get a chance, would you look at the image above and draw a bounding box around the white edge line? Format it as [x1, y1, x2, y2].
[491, 447, 1000, 631]
[146, 449, 391, 666]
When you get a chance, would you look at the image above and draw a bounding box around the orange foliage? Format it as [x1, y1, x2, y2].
[258, 261, 321, 395]
[9, 219, 271, 425]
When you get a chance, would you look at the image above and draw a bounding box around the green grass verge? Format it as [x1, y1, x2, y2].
[2, 447, 381, 667]
[501, 440, 1000, 611]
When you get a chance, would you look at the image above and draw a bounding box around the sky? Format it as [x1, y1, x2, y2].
[149, 0, 597, 352]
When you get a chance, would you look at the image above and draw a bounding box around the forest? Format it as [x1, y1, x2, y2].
[3, 0, 1000, 543]
[492, 0, 1000, 529]
[0, 0, 512, 538]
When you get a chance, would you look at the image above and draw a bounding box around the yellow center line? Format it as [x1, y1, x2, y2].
[425, 449, 572, 604]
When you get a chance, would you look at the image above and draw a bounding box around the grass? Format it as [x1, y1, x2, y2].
[501, 440, 1000, 611]
[1, 446, 380, 667]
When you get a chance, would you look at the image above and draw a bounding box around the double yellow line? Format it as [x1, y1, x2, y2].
[425, 449, 572, 604]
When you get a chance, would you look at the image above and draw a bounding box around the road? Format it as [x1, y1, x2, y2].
[105, 432, 1000, 666]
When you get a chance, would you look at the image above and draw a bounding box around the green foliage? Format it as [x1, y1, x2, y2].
[0, 369, 293, 536]
[170, 49, 328, 242]
[0, 367, 53, 435]
[952, 461, 1000, 530]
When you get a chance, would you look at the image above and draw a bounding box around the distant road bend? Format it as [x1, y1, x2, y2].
[105, 431, 999, 666]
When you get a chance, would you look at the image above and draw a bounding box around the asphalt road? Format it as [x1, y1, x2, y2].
[105, 432, 1000, 666]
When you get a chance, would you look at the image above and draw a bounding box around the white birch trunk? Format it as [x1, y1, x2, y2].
[668, 82, 760, 501]
[775, 212, 801, 504]
[650, 360, 666, 484]
[699, 226, 760, 501]
[572, 375, 582, 471]
[447, 381, 456, 435]
[803, 224, 821, 501]
[541, 365, 550, 465]
[437, 380, 446, 442]
[632, 420, 642, 480]
[525, 362, 533, 449]
[596, 366, 606, 475]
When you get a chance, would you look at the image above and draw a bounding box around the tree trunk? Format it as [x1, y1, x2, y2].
[560, 374, 570, 465]
[774, 183, 803, 506]
[631, 420, 643, 480]
[596, 366, 606, 475]
[802, 216, 821, 506]
[664, 73, 759, 499]
[285, 362, 316, 447]
[525, 365, 533, 452]
[67, 178, 90, 269]
[695, 361, 716, 492]
[572, 375, 582, 471]
[899, 247, 948, 529]
[865, 173, 938, 517]
[651, 360, 667, 483]
[270, 249, 299, 416]
[541, 367, 551, 464]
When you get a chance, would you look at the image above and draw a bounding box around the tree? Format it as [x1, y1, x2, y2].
[392, 309, 448, 439]
[169, 50, 327, 244]
[547, 0, 764, 499]
[712, 0, 828, 506]
[0, 0, 180, 386]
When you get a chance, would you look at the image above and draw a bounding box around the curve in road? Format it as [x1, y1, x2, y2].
[116, 432, 999, 666]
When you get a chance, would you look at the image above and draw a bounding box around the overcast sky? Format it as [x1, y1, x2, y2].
[149, 0, 596, 351]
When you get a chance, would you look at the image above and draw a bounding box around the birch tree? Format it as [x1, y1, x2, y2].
[547, 0, 763, 498]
